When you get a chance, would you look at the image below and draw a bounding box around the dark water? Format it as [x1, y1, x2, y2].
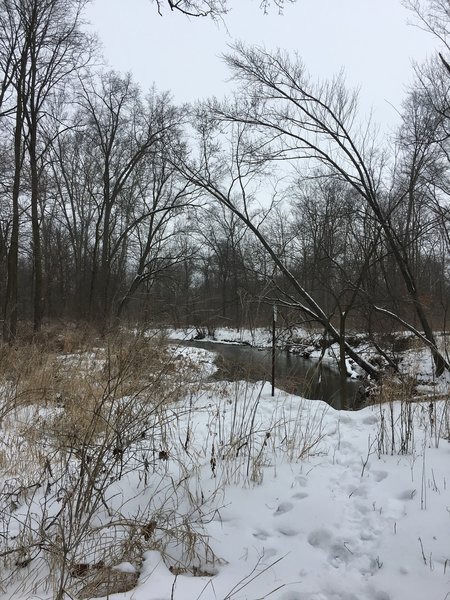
[180, 340, 364, 410]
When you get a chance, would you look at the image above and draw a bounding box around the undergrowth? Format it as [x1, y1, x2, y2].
[0, 326, 327, 599]
[374, 370, 450, 457]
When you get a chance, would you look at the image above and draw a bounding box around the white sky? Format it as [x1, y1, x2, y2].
[85, 0, 438, 132]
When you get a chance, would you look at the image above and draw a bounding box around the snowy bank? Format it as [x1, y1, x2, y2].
[1, 375, 449, 600]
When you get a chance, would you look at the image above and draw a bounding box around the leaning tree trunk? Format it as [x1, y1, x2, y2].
[183, 170, 381, 380]
[376, 209, 450, 377]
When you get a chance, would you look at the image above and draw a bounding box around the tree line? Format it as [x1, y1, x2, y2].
[0, 0, 449, 379]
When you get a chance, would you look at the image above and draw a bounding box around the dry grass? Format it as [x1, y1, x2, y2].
[373, 368, 450, 456]
[374, 373, 417, 406]
[0, 326, 214, 599]
[374, 374, 417, 455]
[0, 325, 330, 599]
[78, 568, 139, 599]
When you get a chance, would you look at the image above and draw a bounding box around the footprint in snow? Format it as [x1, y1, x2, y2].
[277, 525, 300, 537]
[354, 501, 371, 515]
[338, 440, 355, 454]
[292, 492, 309, 500]
[397, 489, 417, 500]
[370, 590, 391, 600]
[339, 414, 352, 424]
[329, 541, 352, 568]
[261, 547, 278, 559]
[274, 501, 294, 515]
[348, 484, 368, 499]
[372, 470, 388, 482]
[253, 529, 270, 540]
[293, 475, 308, 488]
[360, 529, 376, 541]
[278, 592, 304, 600]
[307, 528, 333, 550]
[308, 530, 359, 569]
[362, 414, 379, 425]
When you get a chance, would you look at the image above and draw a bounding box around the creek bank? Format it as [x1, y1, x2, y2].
[176, 339, 365, 410]
[167, 326, 450, 401]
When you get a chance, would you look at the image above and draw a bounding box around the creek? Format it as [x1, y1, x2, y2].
[180, 340, 365, 410]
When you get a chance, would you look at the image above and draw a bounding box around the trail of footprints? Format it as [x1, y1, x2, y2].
[250, 466, 398, 600]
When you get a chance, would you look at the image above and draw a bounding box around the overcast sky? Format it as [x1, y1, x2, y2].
[85, 0, 438, 132]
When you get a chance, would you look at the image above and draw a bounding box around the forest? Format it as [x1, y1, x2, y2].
[0, 0, 449, 380]
[0, 2, 450, 600]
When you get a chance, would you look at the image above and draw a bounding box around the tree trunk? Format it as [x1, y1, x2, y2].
[377, 211, 449, 376]
[3, 99, 23, 343]
[29, 123, 43, 332]
[184, 171, 381, 379]
[339, 310, 348, 409]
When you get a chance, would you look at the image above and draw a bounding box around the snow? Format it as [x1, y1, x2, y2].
[72, 390, 449, 600]
[103, 393, 450, 600]
[167, 344, 218, 378]
[166, 326, 450, 385]
[1, 344, 450, 600]
[165, 326, 273, 348]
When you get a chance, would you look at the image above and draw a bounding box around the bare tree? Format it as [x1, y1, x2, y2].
[1, 0, 94, 340]
[174, 109, 381, 378]
[0, 0, 27, 341]
[48, 121, 99, 318]
[67, 73, 187, 328]
[205, 43, 449, 376]
[404, 0, 450, 64]
[190, 204, 250, 326]
[399, 2, 450, 360]
[151, 0, 295, 18]
[115, 149, 196, 320]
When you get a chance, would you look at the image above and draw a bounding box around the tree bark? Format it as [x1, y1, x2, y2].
[3, 114, 22, 342]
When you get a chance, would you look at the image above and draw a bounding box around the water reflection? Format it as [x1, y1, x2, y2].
[179, 340, 364, 410]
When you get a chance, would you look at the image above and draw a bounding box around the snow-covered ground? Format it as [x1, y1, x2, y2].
[166, 326, 273, 348]
[88, 389, 450, 600]
[1, 343, 449, 600]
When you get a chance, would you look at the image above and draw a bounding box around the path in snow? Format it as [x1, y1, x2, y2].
[96, 388, 450, 600]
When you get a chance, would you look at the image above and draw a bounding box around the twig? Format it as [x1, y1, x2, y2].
[418, 537, 427, 565]
[171, 573, 178, 600]
[223, 553, 287, 599]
